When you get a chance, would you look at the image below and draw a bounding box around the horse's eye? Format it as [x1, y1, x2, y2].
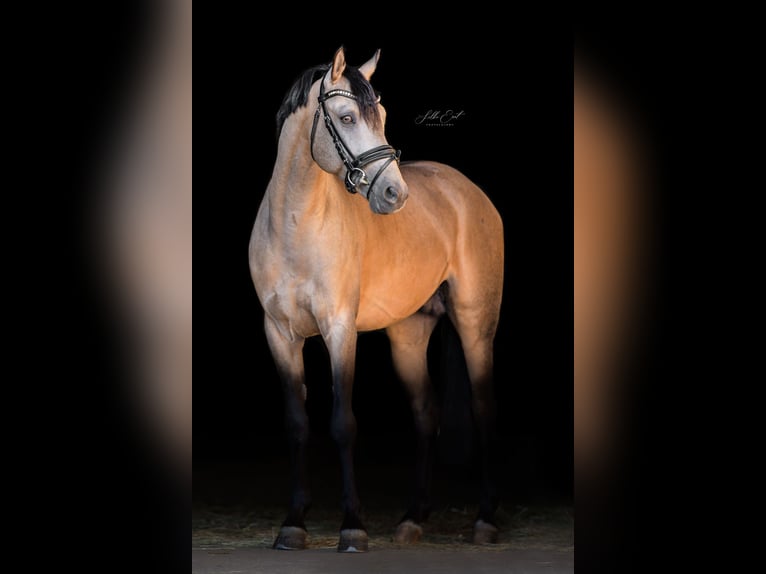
[341, 115, 354, 124]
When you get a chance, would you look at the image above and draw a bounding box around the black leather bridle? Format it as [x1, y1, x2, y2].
[310, 72, 401, 196]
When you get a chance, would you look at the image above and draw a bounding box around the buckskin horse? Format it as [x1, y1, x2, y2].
[249, 47, 504, 552]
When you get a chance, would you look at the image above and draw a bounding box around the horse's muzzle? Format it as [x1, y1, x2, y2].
[370, 180, 408, 214]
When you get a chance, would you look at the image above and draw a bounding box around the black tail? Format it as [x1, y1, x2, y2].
[436, 317, 474, 465]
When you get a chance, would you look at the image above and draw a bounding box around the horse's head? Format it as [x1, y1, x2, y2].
[309, 47, 409, 214]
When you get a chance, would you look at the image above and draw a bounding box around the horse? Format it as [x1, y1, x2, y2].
[249, 47, 504, 552]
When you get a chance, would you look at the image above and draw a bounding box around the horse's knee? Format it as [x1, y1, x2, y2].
[330, 410, 357, 446]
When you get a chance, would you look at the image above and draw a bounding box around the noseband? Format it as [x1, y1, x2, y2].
[310, 74, 401, 195]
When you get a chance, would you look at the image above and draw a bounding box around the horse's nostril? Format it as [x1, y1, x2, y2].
[384, 186, 399, 203]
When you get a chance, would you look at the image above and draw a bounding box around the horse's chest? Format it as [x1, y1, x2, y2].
[251, 214, 358, 336]
[260, 276, 321, 338]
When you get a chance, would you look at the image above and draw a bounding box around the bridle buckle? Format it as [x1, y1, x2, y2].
[345, 167, 369, 193]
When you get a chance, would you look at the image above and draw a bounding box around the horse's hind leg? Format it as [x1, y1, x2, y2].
[448, 287, 502, 544]
[387, 312, 440, 544]
[264, 317, 311, 550]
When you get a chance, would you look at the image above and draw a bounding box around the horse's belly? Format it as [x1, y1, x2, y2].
[356, 282, 441, 332]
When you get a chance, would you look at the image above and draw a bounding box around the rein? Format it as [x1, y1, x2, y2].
[310, 73, 401, 196]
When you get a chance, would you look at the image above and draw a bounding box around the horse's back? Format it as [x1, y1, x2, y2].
[402, 160, 498, 206]
[400, 160, 502, 237]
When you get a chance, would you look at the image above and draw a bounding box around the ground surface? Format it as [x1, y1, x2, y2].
[193, 499, 573, 553]
[192, 547, 573, 573]
[194, 457, 573, 573]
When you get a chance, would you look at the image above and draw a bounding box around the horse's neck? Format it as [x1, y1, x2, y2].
[266, 123, 341, 238]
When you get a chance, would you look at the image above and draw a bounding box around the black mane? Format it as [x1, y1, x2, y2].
[276, 63, 381, 138]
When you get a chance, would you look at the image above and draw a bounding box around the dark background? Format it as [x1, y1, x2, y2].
[196, 38, 573, 506]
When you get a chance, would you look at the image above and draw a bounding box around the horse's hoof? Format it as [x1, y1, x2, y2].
[338, 528, 368, 552]
[472, 519, 498, 545]
[394, 520, 423, 544]
[273, 526, 307, 550]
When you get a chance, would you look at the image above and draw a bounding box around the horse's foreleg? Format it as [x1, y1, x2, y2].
[265, 317, 310, 550]
[387, 313, 439, 544]
[322, 320, 367, 552]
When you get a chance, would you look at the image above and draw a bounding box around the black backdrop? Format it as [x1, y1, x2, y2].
[196, 39, 572, 500]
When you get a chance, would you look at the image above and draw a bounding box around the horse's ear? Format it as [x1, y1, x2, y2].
[331, 46, 346, 84]
[359, 49, 381, 81]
